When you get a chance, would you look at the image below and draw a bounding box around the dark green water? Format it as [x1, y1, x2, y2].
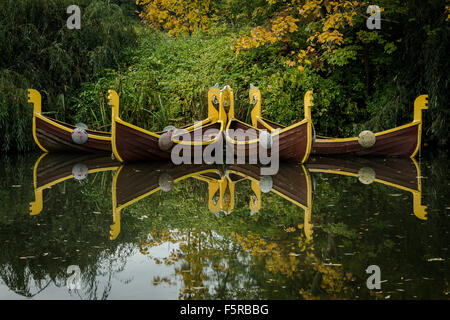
[0, 150, 448, 300]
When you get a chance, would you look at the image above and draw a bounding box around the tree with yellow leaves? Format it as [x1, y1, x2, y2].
[235, 0, 365, 72]
[136, 0, 213, 35]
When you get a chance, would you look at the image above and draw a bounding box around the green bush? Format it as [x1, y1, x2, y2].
[73, 26, 368, 138]
[1, 0, 448, 153]
[0, 0, 137, 153]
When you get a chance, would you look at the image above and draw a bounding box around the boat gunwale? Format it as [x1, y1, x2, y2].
[35, 113, 111, 141]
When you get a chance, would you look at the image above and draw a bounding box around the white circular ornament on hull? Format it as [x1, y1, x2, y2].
[72, 163, 89, 181]
[158, 132, 174, 151]
[159, 172, 174, 192]
[358, 130, 376, 148]
[259, 175, 273, 193]
[75, 123, 88, 130]
[358, 167, 376, 185]
[259, 131, 273, 150]
[163, 125, 177, 133]
[71, 127, 88, 145]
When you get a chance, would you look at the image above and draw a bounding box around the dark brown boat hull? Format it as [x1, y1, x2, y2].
[306, 156, 419, 191]
[227, 120, 309, 162]
[36, 153, 119, 189]
[228, 163, 310, 208]
[115, 121, 223, 162]
[116, 162, 221, 208]
[35, 117, 111, 153]
[311, 124, 419, 157]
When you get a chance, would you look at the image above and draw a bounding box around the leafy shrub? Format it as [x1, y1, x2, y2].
[0, 0, 137, 153]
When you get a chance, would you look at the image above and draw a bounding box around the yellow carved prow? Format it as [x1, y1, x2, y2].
[249, 180, 261, 213]
[207, 85, 221, 122]
[304, 90, 313, 120]
[301, 91, 314, 163]
[110, 208, 121, 240]
[249, 85, 262, 127]
[221, 85, 234, 121]
[28, 89, 42, 114]
[413, 192, 428, 220]
[108, 90, 120, 120]
[410, 94, 428, 158]
[28, 89, 48, 152]
[29, 191, 43, 216]
[108, 90, 123, 162]
[414, 94, 428, 122]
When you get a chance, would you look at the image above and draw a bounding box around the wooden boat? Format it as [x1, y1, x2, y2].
[225, 163, 314, 239]
[306, 156, 427, 220]
[28, 89, 112, 153]
[29, 153, 119, 217]
[110, 162, 314, 240]
[111, 162, 222, 239]
[225, 85, 314, 163]
[310, 95, 429, 157]
[109, 85, 227, 162]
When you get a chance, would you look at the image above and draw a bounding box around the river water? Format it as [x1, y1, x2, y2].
[0, 150, 448, 299]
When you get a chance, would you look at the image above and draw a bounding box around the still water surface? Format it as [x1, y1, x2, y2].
[0, 151, 448, 299]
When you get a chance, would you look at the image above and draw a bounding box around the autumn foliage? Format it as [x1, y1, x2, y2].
[136, 0, 213, 35]
[235, 1, 364, 72]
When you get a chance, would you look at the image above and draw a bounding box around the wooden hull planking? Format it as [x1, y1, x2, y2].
[311, 123, 419, 157]
[35, 153, 119, 189]
[306, 156, 419, 191]
[226, 120, 309, 162]
[115, 162, 221, 208]
[35, 116, 111, 153]
[114, 120, 223, 162]
[228, 163, 310, 209]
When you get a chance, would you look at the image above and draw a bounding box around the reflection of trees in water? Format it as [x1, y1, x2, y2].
[140, 228, 256, 299]
[136, 154, 449, 299]
[0, 156, 141, 299]
[73, 244, 136, 300]
[309, 154, 449, 299]
[231, 231, 356, 299]
[0, 264, 52, 298]
[0, 244, 135, 299]
[1, 153, 447, 299]
[131, 177, 357, 299]
[137, 227, 354, 300]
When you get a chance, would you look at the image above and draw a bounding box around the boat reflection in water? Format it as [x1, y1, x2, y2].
[306, 156, 427, 220]
[30, 154, 427, 241]
[18, 152, 440, 299]
[29, 153, 120, 217]
[111, 162, 314, 241]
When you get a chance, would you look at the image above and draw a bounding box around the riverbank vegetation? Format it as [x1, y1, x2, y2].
[0, 0, 448, 153]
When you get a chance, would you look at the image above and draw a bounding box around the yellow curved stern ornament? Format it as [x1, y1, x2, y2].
[29, 153, 47, 216]
[411, 94, 429, 158]
[110, 166, 123, 240]
[248, 87, 314, 163]
[28, 89, 49, 153]
[411, 158, 428, 220]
